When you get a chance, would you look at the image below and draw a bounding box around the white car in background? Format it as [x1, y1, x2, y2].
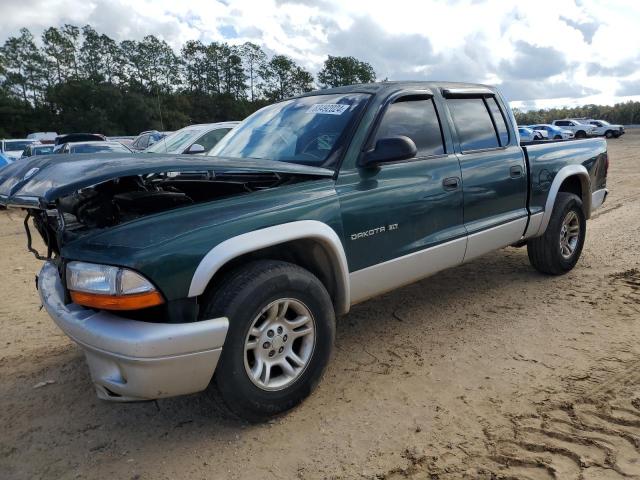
[551, 119, 597, 139]
[145, 122, 239, 155]
[27, 132, 58, 143]
[584, 119, 625, 138]
[0, 139, 37, 161]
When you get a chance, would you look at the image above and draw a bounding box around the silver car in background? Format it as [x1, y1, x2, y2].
[145, 122, 239, 155]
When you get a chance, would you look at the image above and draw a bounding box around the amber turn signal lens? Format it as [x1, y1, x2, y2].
[70, 290, 164, 311]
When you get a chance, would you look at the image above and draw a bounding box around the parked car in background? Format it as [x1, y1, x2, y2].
[532, 128, 547, 140]
[0, 139, 37, 161]
[56, 141, 133, 154]
[54, 133, 106, 146]
[53, 133, 108, 153]
[21, 143, 55, 158]
[584, 119, 625, 138]
[108, 136, 136, 147]
[518, 127, 537, 142]
[145, 122, 239, 155]
[528, 124, 574, 140]
[130, 130, 172, 151]
[27, 132, 58, 144]
[552, 120, 597, 138]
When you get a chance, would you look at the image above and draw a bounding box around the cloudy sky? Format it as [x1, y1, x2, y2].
[1, 0, 639, 110]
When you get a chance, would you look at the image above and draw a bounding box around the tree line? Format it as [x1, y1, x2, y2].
[513, 102, 640, 126]
[0, 25, 376, 138]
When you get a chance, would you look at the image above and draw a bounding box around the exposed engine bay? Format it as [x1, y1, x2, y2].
[25, 170, 307, 259]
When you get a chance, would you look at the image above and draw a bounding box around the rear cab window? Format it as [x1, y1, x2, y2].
[447, 97, 511, 152]
[373, 96, 445, 157]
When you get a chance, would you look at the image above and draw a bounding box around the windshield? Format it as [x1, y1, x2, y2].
[209, 93, 369, 168]
[5, 141, 32, 152]
[146, 126, 204, 153]
[70, 143, 130, 154]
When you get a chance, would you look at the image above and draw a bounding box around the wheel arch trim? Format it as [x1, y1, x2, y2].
[535, 164, 591, 237]
[188, 220, 351, 315]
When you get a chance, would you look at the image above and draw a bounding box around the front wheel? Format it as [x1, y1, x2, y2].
[575, 130, 586, 139]
[554, 135, 562, 140]
[527, 193, 586, 275]
[202, 260, 336, 421]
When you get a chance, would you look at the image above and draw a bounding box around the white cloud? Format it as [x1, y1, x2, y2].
[1, 0, 639, 109]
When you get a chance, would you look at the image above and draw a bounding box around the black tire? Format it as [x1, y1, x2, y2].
[575, 130, 586, 139]
[554, 135, 562, 140]
[527, 192, 586, 275]
[613, 131, 621, 138]
[202, 260, 335, 422]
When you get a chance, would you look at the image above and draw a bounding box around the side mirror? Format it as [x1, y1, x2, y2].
[360, 136, 417, 167]
[186, 143, 205, 154]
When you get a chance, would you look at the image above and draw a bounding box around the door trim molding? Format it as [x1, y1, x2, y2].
[349, 236, 467, 305]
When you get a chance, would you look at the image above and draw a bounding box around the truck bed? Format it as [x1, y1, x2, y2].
[521, 137, 608, 217]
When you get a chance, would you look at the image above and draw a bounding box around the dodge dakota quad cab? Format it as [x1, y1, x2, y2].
[0, 82, 609, 421]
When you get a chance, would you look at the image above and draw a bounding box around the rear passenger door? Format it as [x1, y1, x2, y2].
[443, 92, 528, 260]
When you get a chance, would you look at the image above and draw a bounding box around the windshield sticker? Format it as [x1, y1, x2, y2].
[306, 104, 349, 115]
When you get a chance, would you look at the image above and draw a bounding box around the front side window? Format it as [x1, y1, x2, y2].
[447, 98, 500, 152]
[146, 127, 204, 154]
[138, 135, 150, 149]
[195, 128, 231, 152]
[209, 93, 369, 168]
[373, 97, 445, 157]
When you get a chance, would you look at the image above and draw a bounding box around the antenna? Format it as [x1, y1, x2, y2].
[155, 86, 167, 153]
[155, 87, 165, 132]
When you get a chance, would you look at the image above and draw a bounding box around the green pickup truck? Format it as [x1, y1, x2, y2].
[0, 82, 608, 420]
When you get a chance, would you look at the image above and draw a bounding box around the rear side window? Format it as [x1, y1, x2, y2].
[448, 98, 500, 152]
[374, 98, 445, 157]
[486, 98, 509, 146]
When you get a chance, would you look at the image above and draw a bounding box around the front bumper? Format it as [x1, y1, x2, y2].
[38, 261, 228, 401]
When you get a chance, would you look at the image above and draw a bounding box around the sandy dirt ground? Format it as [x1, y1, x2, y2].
[1, 132, 639, 480]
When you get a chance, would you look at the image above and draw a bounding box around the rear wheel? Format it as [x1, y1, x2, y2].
[202, 260, 335, 421]
[527, 193, 586, 275]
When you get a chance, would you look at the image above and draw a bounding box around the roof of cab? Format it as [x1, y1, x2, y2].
[296, 81, 496, 98]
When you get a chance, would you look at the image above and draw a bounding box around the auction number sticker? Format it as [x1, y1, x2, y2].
[306, 103, 349, 115]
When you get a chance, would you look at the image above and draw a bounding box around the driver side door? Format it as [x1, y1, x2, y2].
[336, 93, 466, 303]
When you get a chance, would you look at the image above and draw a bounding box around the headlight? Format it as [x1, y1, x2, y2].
[66, 261, 164, 310]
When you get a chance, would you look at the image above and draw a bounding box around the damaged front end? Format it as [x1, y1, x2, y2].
[22, 170, 298, 260]
[0, 154, 334, 261]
